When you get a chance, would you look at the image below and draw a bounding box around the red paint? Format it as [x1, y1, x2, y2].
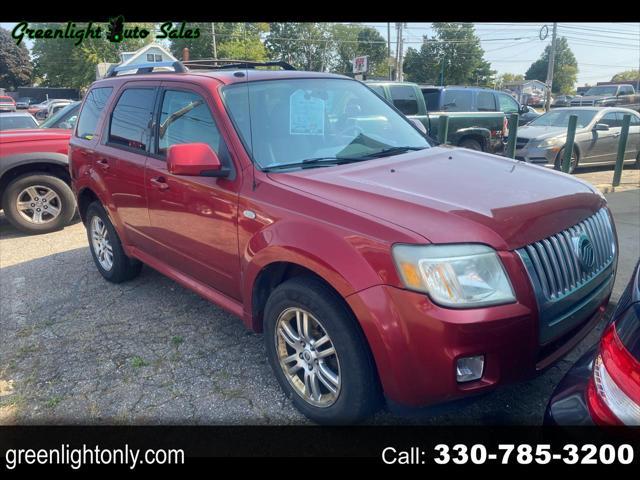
[167, 143, 222, 176]
[70, 70, 613, 407]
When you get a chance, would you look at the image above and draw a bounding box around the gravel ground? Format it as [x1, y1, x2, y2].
[1, 188, 638, 426]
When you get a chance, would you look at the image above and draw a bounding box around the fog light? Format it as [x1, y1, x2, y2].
[456, 355, 484, 383]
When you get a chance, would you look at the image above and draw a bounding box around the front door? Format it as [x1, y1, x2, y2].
[145, 84, 242, 300]
[587, 112, 622, 164]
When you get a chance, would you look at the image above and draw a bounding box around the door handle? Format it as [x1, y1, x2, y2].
[96, 158, 110, 169]
[150, 177, 169, 191]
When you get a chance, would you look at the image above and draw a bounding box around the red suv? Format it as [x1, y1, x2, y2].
[69, 61, 618, 423]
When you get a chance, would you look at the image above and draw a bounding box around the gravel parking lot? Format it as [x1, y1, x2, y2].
[1, 184, 638, 425]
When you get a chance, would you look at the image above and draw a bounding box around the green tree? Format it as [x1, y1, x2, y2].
[168, 23, 268, 61]
[32, 23, 154, 89]
[331, 24, 387, 77]
[495, 72, 524, 88]
[265, 23, 334, 71]
[611, 69, 640, 83]
[0, 27, 33, 90]
[403, 23, 495, 86]
[525, 37, 578, 94]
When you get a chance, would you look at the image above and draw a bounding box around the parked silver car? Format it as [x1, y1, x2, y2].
[514, 107, 640, 173]
[0, 112, 39, 131]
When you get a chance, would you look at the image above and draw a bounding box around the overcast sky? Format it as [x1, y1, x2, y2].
[2, 22, 639, 86]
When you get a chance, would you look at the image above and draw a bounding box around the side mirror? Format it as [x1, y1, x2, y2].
[519, 105, 529, 114]
[410, 118, 427, 135]
[167, 143, 229, 177]
[594, 123, 610, 131]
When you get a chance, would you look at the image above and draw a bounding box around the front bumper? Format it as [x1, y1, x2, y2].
[514, 142, 559, 167]
[346, 262, 611, 407]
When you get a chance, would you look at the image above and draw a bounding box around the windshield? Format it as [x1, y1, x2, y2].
[585, 86, 618, 96]
[221, 78, 430, 170]
[528, 109, 597, 128]
[0, 116, 38, 131]
[39, 102, 79, 129]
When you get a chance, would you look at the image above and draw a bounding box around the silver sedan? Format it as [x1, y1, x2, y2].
[513, 107, 640, 173]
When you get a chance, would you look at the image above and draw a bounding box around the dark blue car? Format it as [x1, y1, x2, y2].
[545, 259, 640, 425]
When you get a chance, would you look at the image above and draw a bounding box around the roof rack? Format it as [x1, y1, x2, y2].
[182, 59, 296, 71]
[106, 61, 187, 78]
[104, 59, 296, 79]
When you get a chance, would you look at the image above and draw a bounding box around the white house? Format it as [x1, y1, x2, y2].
[96, 43, 178, 79]
[502, 79, 548, 104]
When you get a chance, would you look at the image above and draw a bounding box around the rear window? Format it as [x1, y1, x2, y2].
[421, 89, 440, 111]
[442, 90, 472, 112]
[76, 87, 113, 140]
[389, 85, 419, 115]
[108, 88, 156, 151]
[0, 96, 14, 102]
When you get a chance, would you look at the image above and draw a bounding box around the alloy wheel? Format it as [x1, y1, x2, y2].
[90, 216, 114, 271]
[16, 185, 62, 225]
[275, 307, 341, 407]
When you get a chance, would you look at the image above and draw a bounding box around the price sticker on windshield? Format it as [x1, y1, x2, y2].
[290, 89, 325, 136]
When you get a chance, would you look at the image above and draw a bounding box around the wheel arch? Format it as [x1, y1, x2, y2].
[0, 155, 70, 208]
[242, 221, 391, 333]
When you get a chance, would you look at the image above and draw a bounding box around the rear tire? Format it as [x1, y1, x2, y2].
[86, 202, 142, 283]
[2, 173, 76, 234]
[264, 276, 381, 424]
[459, 138, 483, 151]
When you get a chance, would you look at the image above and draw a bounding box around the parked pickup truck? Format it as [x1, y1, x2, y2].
[367, 82, 523, 153]
[70, 62, 617, 424]
[570, 84, 640, 111]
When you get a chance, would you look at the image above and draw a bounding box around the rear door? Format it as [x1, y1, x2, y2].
[144, 82, 242, 299]
[98, 82, 159, 247]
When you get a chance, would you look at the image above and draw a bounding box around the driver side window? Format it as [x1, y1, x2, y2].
[599, 112, 622, 128]
[497, 93, 519, 114]
[157, 89, 230, 166]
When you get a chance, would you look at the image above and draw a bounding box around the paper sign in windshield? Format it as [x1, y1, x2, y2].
[290, 89, 325, 135]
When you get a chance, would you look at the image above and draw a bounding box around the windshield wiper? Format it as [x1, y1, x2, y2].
[263, 156, 367, 171]
[359, 146, 426, 158]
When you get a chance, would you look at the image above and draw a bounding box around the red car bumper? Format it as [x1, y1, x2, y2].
[346, 280, 610, 408]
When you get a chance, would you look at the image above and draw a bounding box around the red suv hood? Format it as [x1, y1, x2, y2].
[269, 147, 604, 250]
[0, 128, 71, 143]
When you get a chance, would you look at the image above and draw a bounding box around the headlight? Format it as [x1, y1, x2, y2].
[539, 137, 564, 148]
[392, 244, 516, 308]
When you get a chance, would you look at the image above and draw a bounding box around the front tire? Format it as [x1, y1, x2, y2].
[554, 147, 579, 173]
[264, 276, 381, 424]
[2, 173, 76, 234]
[86, 202, 142, 283]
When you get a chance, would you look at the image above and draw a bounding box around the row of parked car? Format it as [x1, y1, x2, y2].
[0, 96, 76, 120]
[0, 61, 638, 426]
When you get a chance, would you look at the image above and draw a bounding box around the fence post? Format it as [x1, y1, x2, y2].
[562, 114, 578, 173]
[438, 115, 449, 145]
[612, 114, 631, 187]
[505, 113, 519, 159]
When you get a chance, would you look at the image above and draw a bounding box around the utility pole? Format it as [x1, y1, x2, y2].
[395, 23, 401, 81]
[544, 22, 557, 112]
[211, 23, 218, 60]
[387, 22, 392, 80]
[397, 24, 404, 82]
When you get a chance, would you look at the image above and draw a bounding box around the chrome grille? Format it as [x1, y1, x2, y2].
[517, 208, 616, 301]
